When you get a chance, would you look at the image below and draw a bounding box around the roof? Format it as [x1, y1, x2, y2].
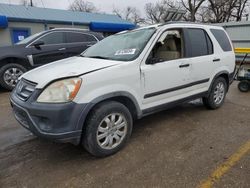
[0, 3, 132, 25]
[48, 28, 104, 37]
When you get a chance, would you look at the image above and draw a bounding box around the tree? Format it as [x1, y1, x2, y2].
[69, 0, 98, 13]
[232, 0, 249, 21]
[113, 6, 145, 24]
[196, 5, 213, 22]
[181, 0, 206, 22]
[20, 0, 35, 7]
[207, 0, 239, 23]
[194, 0, 249, 23]
[144, 0, 177, 23]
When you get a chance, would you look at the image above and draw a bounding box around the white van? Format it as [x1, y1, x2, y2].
[10, 22, 235, 157]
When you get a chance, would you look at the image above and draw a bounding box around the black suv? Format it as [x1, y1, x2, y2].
[0, 28, 103, 90]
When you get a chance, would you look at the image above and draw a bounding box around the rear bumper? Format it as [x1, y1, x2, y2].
[10, 89, 88, 145]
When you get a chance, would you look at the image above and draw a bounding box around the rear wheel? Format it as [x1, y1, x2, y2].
[0, 63, 27, 90]
[203, 77, 227, 109]
[238, 80, 249, 92]
[82, 101, 133, 157]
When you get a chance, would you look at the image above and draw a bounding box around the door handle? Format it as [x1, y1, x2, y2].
[213, 58, 220, 62]
[179, 64, 190, 68]
[58, 48, 66, 51]
[87, 44, 93, 47]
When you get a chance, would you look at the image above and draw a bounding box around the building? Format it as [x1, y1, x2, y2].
[218, 21, 250, 63]
[0, 3, 135, 47]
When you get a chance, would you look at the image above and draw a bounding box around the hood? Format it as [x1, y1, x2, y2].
[0, 44, 26, 50]
[22, 56, 121, 88]
[0, 44, 26, 57]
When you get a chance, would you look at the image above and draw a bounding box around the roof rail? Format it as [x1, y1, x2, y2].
[160, 21, 211, 26]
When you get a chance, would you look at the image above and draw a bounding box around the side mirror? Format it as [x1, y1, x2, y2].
[146, 57, 164, 65]
[33, 41, 44, 48]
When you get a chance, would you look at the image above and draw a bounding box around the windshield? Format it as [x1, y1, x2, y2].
[82, 28, 156, 61]
[16, 31, 44, 45]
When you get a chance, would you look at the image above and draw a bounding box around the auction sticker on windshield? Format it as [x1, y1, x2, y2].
[115, 48, 137, 56]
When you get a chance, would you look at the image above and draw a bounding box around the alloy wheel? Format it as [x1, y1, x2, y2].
[96, 113, 128, 150]
[213, 82, 225, 105]
[3, 67, 24, 87]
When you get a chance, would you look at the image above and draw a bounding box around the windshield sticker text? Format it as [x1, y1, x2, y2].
[115, 49, 137, 56]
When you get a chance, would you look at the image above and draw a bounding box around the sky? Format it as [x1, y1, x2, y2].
[1, 0, 155, 15]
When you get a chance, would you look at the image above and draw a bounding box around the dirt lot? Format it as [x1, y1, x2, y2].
[0, 82, 250, 188]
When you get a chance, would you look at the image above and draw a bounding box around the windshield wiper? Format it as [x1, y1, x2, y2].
[84, 56, 110, 60]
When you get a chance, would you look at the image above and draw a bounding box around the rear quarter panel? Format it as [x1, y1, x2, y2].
[206, 26, 235, 81]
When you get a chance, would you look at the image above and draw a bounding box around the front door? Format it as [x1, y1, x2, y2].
[141, 29, 192, 108]
[31, 31, 67, 66]
[12, 28, 30, 44]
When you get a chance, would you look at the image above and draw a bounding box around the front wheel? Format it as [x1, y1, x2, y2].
[0, 63, 27, 90]
[203, 77, 227, 110]
[82, 101, 133, 157]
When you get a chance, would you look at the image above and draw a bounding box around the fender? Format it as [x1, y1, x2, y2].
[0, 56, 30, 67]
[75, 91, 142, 131]
[207, 70, 230, 95]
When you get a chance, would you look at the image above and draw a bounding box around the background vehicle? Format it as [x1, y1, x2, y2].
[0, 28, 104, 90]
[10, 23, 235, 157]
[234, 48, 250, 92]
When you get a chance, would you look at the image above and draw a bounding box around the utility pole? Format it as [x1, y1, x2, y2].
[30, 0, 33, 7]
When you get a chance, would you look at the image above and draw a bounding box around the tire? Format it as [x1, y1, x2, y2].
[238, 80, 249, 92]
[82, 101, 133, 157]
[203, 77, 227, 110]
[0, 63, 27, 90]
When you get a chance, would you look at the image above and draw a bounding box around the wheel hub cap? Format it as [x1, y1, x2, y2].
[3, 68, 24, 87]
[213, 82, 225, 105]
[97, 113, 128, 150]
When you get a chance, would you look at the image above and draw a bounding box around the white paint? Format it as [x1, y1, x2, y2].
[22, 23, 235, 112]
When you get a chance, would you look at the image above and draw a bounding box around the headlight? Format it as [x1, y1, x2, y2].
[37, 78, 82, 103]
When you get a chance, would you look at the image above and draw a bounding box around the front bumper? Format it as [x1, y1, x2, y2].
[10, 88, 87, 145]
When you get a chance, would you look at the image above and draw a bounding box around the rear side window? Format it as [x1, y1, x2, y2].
[39, 32, 65, 45]
[210, 29, 232, 51]
[66, 32, 97, 43]
[186, 28, 213, 57]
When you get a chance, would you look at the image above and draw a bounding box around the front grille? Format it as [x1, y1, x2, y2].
[16, 79, 37, 101]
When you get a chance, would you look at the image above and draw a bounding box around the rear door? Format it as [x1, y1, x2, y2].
[31, 31, 67, 66]
[64, 32, 98, 58]
[183, 28, 215, 90]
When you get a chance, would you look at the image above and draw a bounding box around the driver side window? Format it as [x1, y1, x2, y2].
[39, 32, 65, 45]
[151, 29, 184, 62]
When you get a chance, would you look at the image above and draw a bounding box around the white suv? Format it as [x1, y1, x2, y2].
[10, 23, 235, 157]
